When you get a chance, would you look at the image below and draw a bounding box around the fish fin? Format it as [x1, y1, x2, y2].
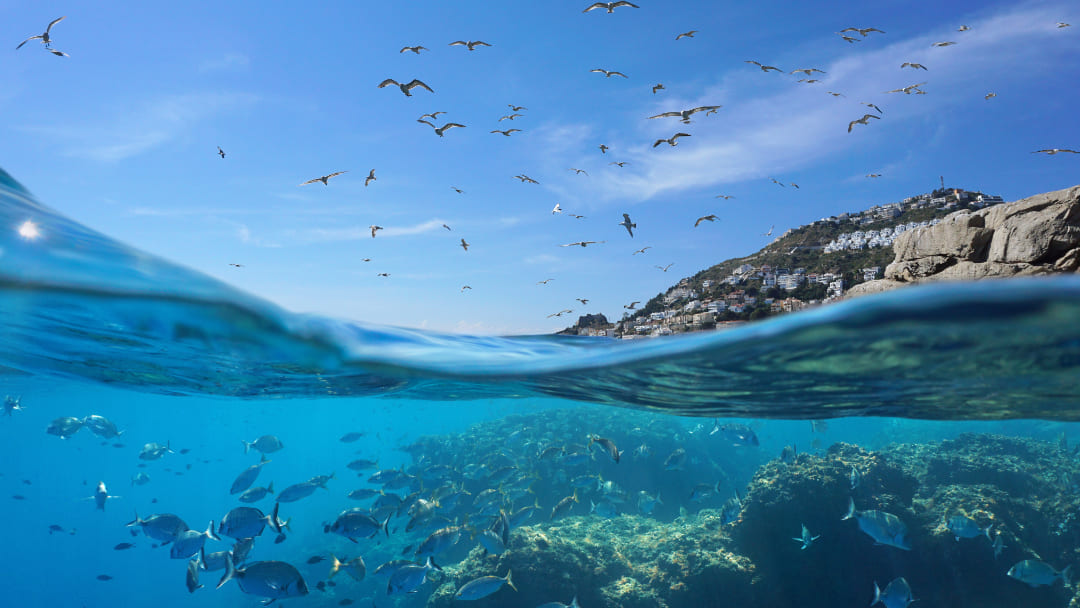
[842, 497, 855, 520]
[125, 510, 141, 527]
[506, 569, 517, 592]
[217, 552, 236, 589]
[200, 547, 208, 571]
[267, 481, 274, 494]
[1063, 565, 1073, 588]
[983, 524, 993, 541]
[382, 515, 391, 537]
[270, 502, 282, 533]
[206, 520, 221, 541]
[259, 454, 270, 464]
[243, 440, 251, 454]
[871, 581, 882, 606]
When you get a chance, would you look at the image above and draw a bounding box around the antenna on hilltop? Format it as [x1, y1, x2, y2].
[940, 175, 945, 191]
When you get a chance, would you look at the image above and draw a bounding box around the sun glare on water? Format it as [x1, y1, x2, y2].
[17, 219, 41, 240]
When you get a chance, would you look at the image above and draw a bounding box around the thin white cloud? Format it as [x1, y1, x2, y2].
[198, 53, 250, 73]
[21, 92, 258, 162]
[533, 2, 1077, 206]
[302, 218, 449, 243]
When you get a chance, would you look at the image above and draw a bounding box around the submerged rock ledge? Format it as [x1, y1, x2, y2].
[848, 184, 1080, 296]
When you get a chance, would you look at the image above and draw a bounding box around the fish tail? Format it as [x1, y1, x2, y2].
[242, 440, 251, 454]
[505, 569, 517, 592]
[1063, 565, 1073, 588]
[267, 481, 274, 494]
[983, 523, 993, 541]
[871, 581, 882, 606]
[217, 551, 236, 589]
[206, 520, 221, 542]
[328, 555, 341, 579]
[125, 510, 141, 527]
[842, 497, 855, 521]
[259, 453, 270, 464]
[199, 547, 207, 571]
[381, 515, 391, 537]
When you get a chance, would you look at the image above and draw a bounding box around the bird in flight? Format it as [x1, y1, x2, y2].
[656, 263, 674, 272]
[45, 48, 69, 57]
[569, 214, 586, 219]
[418, 120, 466, 137]
[514, 174, 539, 184]
[378, 78, 434, 96]
[547, 309, 573, 318]
[632, 246, 651, 255]
[790, 182, 800, 189]
[217, 146, 226, 159]
[508, 104, 527, 112]
[609, 161, 629, 167]
[419, 111, 447, 121]
[958, 25, 971, 32]
[377, 273, 390, 277]
[228, 263, 244, 268]
[576, 298, 589, 305]
[461, 285, 472, 292]
[762, 225, 775, 236]
[624, 301, 641, 310]
[460, 238, 469, 251]
[862, 102, 883, 114]
[653, 133, 691, 148]
[400, 45, 429, 54]
[798, 78, 821, 84]
[490, 128, 522, 136]
[652, 83, 665, 94]
[769, 178, 785, 187]
[791, 68, 826, 76]
[568, 168, 588, 175]
[451, 186, 464, 194]
[619, 213, 636, 237]
[370, 225, 384, 238]
[840, 35, 860, 43]
[561, 241, 605, 247]
[552, 203, 562, 214]
[583, 1, 640, 13]
[866, 173, 882, 178]
[715, 194, 735, 199]
[648, 106, 721, 124]
[885, 82, 926, 94]
[694, 215, 718, 227]
[1058, 22, 1071, 28]
[591, 68, 628, 78]
[848, 114, 880, 132]
[827, 91, 846, 97]
[745, 60, 783, 73]
[985, 92, 997, 100]
[598, 144, 609, 154]
[442, 224, 452, 231]
[361, 258, 372, 262]
[1032, 149, 1078, 154]
[931, 41, 957, 47]
[675, 31, 698, 40]
[841, 27, 885, 36]
[16, 15, 65, 49]
[449, 40, 492, 51]
[537, 279, 554, 285]
[498, 113, 523, 121]
[300, 171, 348, 186]
[365, 169, 376, 186]
[901, 62, 927, 70]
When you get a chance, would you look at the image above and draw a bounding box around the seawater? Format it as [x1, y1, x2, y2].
[3, 166, 1080, 608]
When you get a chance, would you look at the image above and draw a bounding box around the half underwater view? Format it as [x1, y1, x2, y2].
[4, 2, 1080, 608]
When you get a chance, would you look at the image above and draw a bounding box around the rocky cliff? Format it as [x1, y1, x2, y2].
[848, 185, 1080, 296]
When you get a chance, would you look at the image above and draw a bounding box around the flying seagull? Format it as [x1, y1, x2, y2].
[609, 161, 629, 167]
[862, 102, 883, 114]
[985, 92, 997, 100]
[885, 82, 926, 94]
[217, 146, 226, 159]
[498, 113, 523, 121]
[569, 214, 586, 219]
[449, 40, 492, 51]
[451, 186, 464, 193]
[675, 30, 698, 40]
[442, 224, 452, 231]
[569, 168, 588, 175]
[1058, 22, 1071, 28]
[745, 60, 783, 73]
[841, 27, 885, 36]
[365, 169, 376, 186]
[377, 272, 390, 277]
[45, 48, 68, 57]
[552, 203, 562, 214]
[460, 238, 469, 251]
[576, 298, 589, 305]
[619, 213, 636, 237]
[694, 215, 718, 227]
[798, 78, 821, 83]
[419, 111, 447, 121]
[490, 129, 522, 136]
[400, 45, 429, 54]
[370, 225, 384, 238]
[461, 285, 472, 292]
[547, 309, 573, 318]
[867, 173, 882, 178]
[848, 114, 880, 133]
[931, 41, 957, 47]
[418, 120, 466, 137]
[827, 91, 846, 97]
[715, 194, 735, 199]
[656, 263, 674, 272]
[228, 263, 244, 268]
[770, 178, 785, 187]
[16, 15, 65, 49]
[591, 68, 628, 78]
[653, 133, 691, 147]
[624, 301, 640, 310]
[901, 62, 927, 70]
[361, 258, 372, 262]
[762, 225, 775, 236]
[598, 144, 609, 154]
[514, 174, 539, 184]
[791, 68, 826, 75]
[508, 104, 528, 111]
[561, 241, 605, 247]
[648, 105, 721, 123]
[1032, 149, 1078, 155]
[790, 182, 800, 189]
[583, 2, 640, 13]
[840, 35, 860, 43]
[652, 83, 665, 94]
[537, 279, 554, 285]
[299, 171, 348, 186]
[632, 246, 651, 255]
[378, 78, 434, 96]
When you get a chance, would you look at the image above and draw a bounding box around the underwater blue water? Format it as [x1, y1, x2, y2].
[2, 167, 1080, 608]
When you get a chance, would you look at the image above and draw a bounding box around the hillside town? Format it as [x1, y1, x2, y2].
[566, 188, 1007, 338]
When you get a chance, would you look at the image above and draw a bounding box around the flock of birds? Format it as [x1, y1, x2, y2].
[13, 10, 1077, 324]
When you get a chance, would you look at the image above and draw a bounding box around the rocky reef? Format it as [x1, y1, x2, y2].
[424, 432, 1079, 608]
[849, 184, 1080, 296]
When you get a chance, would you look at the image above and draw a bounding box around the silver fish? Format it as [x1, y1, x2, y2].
[218, 503, 286, 540]
[478, 529, 506, 555]
[387, 557, 439, 595]
[792, 523, 820, 550]
[131, 472, 150, 487]
[217, 555, 309, 601]
[126, 512, 189, 542]
[230, 455, 271, 495]
[842, 498, 910, 550]
[46, 416, 83, 438]
[92, 481, 119, 511]
[871, 577, 914, 608]
[186, 556, 203, 593]
[83, 415, 123, 439]
[138, 441, 174, 461]
[277, 473, 333, 503]
[171, 521, 220, 560]
[416, 525, 463, 558]
[326, 508, 389, 541]
[1007, 560, 1072, 587]
[538, 596, 581, 608]
[329, 555, 366, 581]
[238, 483, 274, 503]
[455, 570, 517, 600]
[242, 435, 283, 455]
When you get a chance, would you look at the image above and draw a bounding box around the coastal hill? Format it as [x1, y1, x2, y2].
[561, 186, 1022, 337]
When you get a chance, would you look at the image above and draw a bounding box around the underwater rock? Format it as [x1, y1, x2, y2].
[849, 184, 1080, 296]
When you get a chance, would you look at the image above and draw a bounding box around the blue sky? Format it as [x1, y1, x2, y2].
[3, 0, 1078, 334]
